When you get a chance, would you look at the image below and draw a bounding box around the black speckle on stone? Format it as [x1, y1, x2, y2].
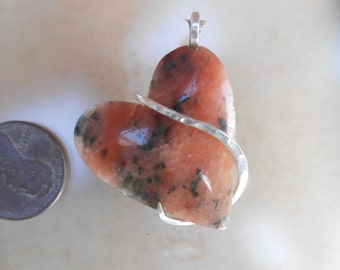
[75, 116, 88, 137]
[167, 185, 177, 194]
[140, 142, 154, 151]
[147, 178, 152, 184]
[133, 121, 139, 128]
[82, 132, 96, 147]
[83, 133, 89, 143]
[141, 126, 169, 151]
[164, 59, 176, 72]
[140, 191, 160, 208]
[172, 103, 183, 113]
[153, 174, 162, 184]
[90, 136, 96, 145]
[141, 191, 151, 202]
[180, 54, 188, 62]
[182, 184, 187, 190]
[100, 148, 108, 159]
[153, 126, 169, 140]
[190, 171, 202, 198]
[212, 199, 219, 210]
[132, 179, 143, 195]
[149, 193, 160, 208]
[91, 111, 100, 121]
[74, 125, 80, 136]
[138, 166, 143, 175]
[213, 218, 223, 228]
[153, 161, 165, 170]
[122, 172, 133, 188]
[133, 155, 139, 164]
[218, 117, 227, 132]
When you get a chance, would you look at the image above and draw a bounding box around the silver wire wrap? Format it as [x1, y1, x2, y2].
[133, 12, 248, 227]
[134, 93, 249, 226]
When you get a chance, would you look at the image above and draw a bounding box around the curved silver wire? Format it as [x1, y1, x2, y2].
[157, 202, 194, 226]
[134, 93, 248, 226]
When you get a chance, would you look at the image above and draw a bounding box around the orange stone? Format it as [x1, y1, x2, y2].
[74, 46, 237, 229]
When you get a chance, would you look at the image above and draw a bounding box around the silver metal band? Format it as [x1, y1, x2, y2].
[134, 93, 248, 227]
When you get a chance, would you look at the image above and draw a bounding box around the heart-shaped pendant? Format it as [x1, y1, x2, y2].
[74, 12, 248, 229]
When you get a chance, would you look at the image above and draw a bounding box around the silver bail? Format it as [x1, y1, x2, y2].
[186, 12, 205, 49]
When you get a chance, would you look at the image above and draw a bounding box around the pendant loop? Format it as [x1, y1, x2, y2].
[186, 11, 205, 49]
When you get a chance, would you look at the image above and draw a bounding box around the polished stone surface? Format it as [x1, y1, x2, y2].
[0, 0, 339, 269]
[74, 46, 236, 229]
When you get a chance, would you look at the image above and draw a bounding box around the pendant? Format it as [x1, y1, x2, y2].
[74, 12, 248, 229]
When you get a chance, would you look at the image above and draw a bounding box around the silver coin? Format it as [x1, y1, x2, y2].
[0, 121, 68, 220]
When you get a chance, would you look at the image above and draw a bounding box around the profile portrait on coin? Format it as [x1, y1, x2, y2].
[0, 132, 53, 199]
[0, 121, 68, 220]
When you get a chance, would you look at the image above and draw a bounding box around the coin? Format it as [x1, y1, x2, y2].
[0, 121, 68, 220]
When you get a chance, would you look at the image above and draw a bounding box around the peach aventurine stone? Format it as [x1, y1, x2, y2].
[74, 46, 237, 229]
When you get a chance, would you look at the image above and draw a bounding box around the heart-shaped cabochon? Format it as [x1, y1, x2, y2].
[75, 46, 237, 229]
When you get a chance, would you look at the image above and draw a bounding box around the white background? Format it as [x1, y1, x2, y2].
[1, 0, 339, 269]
